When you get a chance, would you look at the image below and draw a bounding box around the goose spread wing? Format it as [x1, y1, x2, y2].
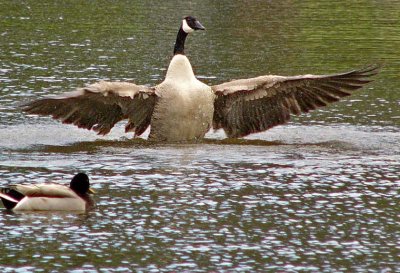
[212, 65, 379, 138]
[23, 81, 158, 136]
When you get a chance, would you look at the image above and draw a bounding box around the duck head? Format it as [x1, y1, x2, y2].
[70, 173, 95, 195]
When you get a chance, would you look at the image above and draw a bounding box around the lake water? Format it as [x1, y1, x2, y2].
[0, 1, 399, 272]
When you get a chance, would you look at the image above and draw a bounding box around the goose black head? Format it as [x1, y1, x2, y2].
[70, 173, 94, 195]
[182, 16, 205, 33]
[174, 16, 205, 55]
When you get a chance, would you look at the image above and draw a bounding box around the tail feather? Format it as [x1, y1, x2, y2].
[0, 189, 25, 210]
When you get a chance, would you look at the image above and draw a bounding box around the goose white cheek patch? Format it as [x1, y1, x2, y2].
[182, 19, 194, 33]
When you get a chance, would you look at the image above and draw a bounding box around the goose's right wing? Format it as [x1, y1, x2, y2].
[23, 81, 158, 136]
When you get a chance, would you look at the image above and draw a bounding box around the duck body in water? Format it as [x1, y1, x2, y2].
[23, 16, 380, 142]
[0, 173, 95, 211]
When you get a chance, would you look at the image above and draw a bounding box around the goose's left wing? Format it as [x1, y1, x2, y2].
[212, 65, 379, 138]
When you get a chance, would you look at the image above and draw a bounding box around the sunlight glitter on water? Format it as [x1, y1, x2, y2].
[1, 0, 400, 271]
[1, 137, 399, 272]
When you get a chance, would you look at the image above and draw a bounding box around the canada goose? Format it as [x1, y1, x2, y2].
[23, 16, 379, 142]
[0, 173, 95, 211]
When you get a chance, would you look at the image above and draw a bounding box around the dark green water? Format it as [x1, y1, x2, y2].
[0, 1, 399, 272]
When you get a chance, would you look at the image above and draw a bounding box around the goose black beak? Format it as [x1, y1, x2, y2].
[194, 20, 205, 31]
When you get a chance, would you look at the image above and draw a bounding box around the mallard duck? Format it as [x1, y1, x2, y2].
[0, 173, 95, 211]
[23, 16, 379, 142]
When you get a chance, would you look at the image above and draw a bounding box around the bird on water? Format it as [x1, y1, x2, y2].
[23, 16, 380, 142]
[0, 173, 95, 211]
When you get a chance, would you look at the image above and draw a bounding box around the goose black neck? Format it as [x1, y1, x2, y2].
[173, 27, 188, 55]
